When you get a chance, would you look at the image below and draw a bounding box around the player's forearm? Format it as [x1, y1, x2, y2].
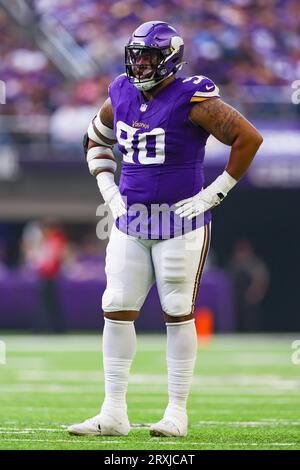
[88, 138, 103, 150]
[225, 131, 263, 181]
[175, 122, 263, 219]
[84, 103, 126, 219]
[189, 98, 263, 181]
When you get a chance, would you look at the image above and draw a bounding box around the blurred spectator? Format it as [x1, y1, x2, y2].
[21, 219, 68, 332]
[1, 0, 299, 143]
[63, 233, 106, 281]
[228, 239, 269, 332]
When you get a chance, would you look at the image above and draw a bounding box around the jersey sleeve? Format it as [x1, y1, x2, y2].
[187, 76, 220, 103]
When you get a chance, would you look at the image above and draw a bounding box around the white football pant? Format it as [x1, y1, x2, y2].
[102, 223, 211, 317]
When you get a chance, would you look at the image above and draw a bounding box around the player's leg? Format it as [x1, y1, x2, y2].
[68, 226, 154, 436]
[150, 224, 211, 437]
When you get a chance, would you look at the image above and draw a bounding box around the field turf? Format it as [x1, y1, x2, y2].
[0, 333, 300, 450]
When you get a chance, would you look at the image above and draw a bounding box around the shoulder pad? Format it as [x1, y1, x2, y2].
[181, 75, 220, 102]
[108, 73, 127, 94]
[108, 73, 128, 110]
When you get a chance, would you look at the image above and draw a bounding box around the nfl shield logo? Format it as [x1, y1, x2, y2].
[140, 103, 148, 112]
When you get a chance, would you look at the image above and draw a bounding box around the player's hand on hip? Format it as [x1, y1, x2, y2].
[175, 187, 225, 219]
[96, 175, 127, 220]
[107, 190, 127, 220]
[175, 171, 237, 219]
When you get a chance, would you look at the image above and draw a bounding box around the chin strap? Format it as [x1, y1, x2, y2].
[132, 71, 174, 91]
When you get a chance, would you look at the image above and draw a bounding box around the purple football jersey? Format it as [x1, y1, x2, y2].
[109, 74, 220, 239]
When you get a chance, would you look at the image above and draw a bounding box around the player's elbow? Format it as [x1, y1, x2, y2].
[88, 138, 100, 150]
[253, 131, 263, 149]
[235, 129, 263, 153]
[244, 128, 263, 150]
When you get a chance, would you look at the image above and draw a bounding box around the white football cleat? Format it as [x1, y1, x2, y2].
[68, 412, 130, 436]
[150, 415, 187, 437]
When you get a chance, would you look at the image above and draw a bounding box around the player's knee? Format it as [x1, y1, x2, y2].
[104, 311, 139, 321]
[162, 292, 191, 317]
[102, 287, 141, 312]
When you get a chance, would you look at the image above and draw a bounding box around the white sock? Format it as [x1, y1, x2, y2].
[165, 319, 197, 418]
[101, 318, 136, 416]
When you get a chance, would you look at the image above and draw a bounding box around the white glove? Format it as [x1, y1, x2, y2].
[175, 171, 237, 220]
[96, 173, 127, 220]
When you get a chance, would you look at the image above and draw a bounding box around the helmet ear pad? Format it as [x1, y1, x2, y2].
[170, 36, 184, 50]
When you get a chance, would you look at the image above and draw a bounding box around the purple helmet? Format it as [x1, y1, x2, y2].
[125, 21, 184, 91]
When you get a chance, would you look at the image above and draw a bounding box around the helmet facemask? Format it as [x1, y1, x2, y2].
[125, 45, 177, 91]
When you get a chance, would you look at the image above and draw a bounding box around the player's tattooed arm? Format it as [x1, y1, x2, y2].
[88, 97, 116, 150]
[189, 98, 263, 180]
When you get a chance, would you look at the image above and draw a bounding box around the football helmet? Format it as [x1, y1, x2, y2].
[125, 21, 184, 91]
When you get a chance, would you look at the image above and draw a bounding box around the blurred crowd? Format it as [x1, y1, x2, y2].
[1, 0, 299, 141]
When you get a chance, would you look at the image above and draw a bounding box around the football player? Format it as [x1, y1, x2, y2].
[68, 21, 263, 437]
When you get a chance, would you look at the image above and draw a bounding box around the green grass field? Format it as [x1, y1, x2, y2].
[0, 333, 300, 450]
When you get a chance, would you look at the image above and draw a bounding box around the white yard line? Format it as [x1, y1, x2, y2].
[1, 334, 298, 353]
[131, 396, 300, 404]
[0, 428, 64, 432]
[193, 419, 300, 427]
[12, 371, 300, 388]
[1, 384, 299, 395]
[0, 438, 124, 444]
[1, 335, 165, 352]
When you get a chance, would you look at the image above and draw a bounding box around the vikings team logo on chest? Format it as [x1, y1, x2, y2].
[132, 120, 150, 130]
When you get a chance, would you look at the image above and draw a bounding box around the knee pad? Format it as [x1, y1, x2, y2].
[162, 292, 191, 317]
[102, 287, 144, 312]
